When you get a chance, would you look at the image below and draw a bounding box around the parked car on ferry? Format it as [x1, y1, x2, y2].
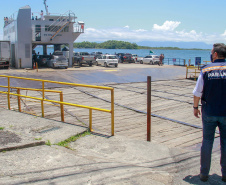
[116, 53, 135, 63]
[47, 51, 68, 69]
[90, 51, 103, 59]
[96, 54, 118, 67]
[140, 55, 160, 65]
[36, 55, 50, 66]
[132, 54, 143, 63]
[73, 52, 95, 66]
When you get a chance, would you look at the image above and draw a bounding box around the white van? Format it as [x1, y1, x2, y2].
[141, 55, 160, 65]
[96, 55, 118, 67]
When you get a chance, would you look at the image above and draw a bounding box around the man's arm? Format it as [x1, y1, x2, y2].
[193, 72, 203, 118]
[193, 96, 201, 118]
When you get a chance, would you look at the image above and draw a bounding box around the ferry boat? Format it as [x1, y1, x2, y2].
[3, 0, 84, 68]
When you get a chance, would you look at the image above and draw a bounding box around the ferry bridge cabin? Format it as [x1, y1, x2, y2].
[3, 5, 84, 68]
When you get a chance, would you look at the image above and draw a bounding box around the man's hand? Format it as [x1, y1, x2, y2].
[194, 109, 201, 118]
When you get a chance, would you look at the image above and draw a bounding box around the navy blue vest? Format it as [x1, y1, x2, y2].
[201, 59, 226, 116]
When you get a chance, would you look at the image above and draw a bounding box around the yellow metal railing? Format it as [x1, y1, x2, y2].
[203, 61, 211, 65]
[0, 75, 114, 136]
[186, 66, 201, 80]
[0, 85, 64, 120]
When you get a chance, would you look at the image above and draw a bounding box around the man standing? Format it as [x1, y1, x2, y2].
[159, 54, 163, 66]
[193, 43, 226, 182]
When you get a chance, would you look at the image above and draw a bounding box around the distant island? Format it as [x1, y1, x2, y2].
[73, 40, 208, 50]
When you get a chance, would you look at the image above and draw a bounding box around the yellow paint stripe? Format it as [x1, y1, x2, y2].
[104, 70, 118, 72]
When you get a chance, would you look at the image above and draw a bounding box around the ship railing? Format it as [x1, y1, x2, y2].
[4, 11, 17, 27]
[73, 24, 84, 33]
[46, 10, 76, 32]
[164, 58, 186, 66]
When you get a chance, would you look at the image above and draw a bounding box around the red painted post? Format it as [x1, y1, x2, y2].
[147, 76, 151, 141]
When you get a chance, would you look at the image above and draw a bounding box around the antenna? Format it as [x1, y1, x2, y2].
[43, 0, 49, 15]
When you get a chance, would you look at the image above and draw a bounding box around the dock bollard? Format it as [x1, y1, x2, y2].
[36, 62, 38, 72]
[147, 76, 151, 142]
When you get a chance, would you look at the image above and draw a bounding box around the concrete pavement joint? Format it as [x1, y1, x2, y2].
[0, 141, 45, 152]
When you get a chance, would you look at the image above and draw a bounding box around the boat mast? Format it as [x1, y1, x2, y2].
[43, 0, 50, 15]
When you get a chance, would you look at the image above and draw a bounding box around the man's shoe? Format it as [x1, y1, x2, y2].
[199, 174, 209, 182]
[222, 176, 226, 182]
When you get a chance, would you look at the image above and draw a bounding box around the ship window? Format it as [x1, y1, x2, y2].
[35, 25, 41, 41]
[49, 19, 54, 21]
[63, 26, 69, 32]
[48, 26, 61, 32]
[35, 25, 41, 32]
[45, 25, 49, 31]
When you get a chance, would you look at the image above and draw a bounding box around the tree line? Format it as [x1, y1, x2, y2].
[73, 40, 139, 49]
[73, 40, 206, 50]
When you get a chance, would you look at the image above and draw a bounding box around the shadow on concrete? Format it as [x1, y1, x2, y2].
[183, 173, 224, 185]
[91, 132, 113, 138]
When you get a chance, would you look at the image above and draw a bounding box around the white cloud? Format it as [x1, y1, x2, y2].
[86, 28, 97, 32]
[75, 22, 226, 45]
[135, 29, 147, 32]
[221, 30, 226, 37]
[124, 25, 130, 29]
[153, 21, 181, 31]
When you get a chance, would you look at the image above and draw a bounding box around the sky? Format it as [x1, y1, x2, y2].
[1, 0, 226, 48]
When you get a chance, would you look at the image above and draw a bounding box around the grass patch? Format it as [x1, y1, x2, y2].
[35, 138, 42, 140]
[45, 140, 51, 146]
[0, 127, 4, 130]
[57, 130, 91, 149]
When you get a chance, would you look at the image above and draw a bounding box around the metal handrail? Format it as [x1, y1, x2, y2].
[186, 66, 200, 80]
[47, 10, 75, 32]
[164, 58, 186, 66]
[0, 86, 64, 121]
[0, 75, 114, 136]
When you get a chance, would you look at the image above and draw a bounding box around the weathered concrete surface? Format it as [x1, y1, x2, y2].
[0, 106, 223, 184]
[0, 133, 223, 185]
[0, 107, 87, 151]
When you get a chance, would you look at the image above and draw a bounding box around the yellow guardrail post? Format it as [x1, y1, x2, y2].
[17, 89, 21, 112]
[195, 69, 198, 81]
[19, 58, 21, 68]
[111, 89, 114, 136]
[60, 92, 64, 122]
[186, 66, 188, 79]
[41, 81, 45, 117]
[36, 62, 38, 72]
[7, 77, 11, 110]
[89, 109, 93, 132]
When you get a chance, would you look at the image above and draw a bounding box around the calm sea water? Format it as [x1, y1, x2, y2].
[35, 47, 211, 65]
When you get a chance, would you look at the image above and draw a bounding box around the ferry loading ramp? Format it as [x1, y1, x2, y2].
[0, 65, 223, 184]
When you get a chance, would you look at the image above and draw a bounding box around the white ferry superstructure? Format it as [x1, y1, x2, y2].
[3, 0, 84, 68]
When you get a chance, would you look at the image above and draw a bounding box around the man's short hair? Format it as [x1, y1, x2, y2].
[213, 43, 226, 58]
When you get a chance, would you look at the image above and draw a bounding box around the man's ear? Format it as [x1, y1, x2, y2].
[213, 51, 218, 59]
